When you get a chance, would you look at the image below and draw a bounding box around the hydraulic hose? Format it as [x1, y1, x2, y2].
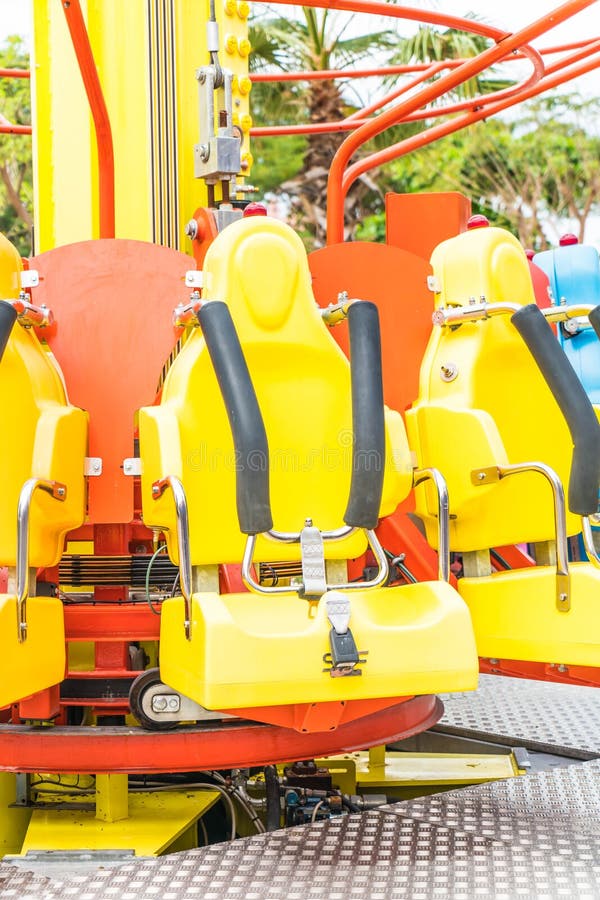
[511, 303, 600, 516]
[198, 301, 273, 535]
[343, 301, 386, 529]
[0, 301, 17, 362]
[263, 765, 281, 831]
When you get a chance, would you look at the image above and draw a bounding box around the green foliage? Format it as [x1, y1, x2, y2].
[382, 95, 600, 249]
[0, 35, 32, 256]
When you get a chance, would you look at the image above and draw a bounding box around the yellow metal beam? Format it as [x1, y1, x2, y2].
[20, 789, 219, 857]
[318, 749, 524, 796]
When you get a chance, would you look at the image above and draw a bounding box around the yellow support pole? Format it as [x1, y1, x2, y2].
[95, 774, 129, 824]
[31, 0, 250, 252]
[0, 774, 31, 857]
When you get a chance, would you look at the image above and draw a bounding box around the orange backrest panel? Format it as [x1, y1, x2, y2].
[32, 239, 191, 523]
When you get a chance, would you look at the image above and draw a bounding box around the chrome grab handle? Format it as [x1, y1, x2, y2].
[151, 476, 193, 639]
[433, 302, 521, 326]
[542, 303, 596, 326]
[433, 301, 598, 331]
[412, 467, 450, 583]
[241, 527, 389, 596]
[471, 461, 570, 611]
[264, 524, 356, 544]
[17, 478, 66, 643]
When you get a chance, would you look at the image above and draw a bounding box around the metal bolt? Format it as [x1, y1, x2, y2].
[200, 143, 210, 162]
[557, 664, 568, 673]
[152, 485, 160, 496]
[440, 362, 458, 382]
[152, 696, 168, 712]
[489, 658, 499, 665]
[93, 462, 100, 473]
[57, 487, 66, 497]
[168, 696, 180, 711]
[184, 219, 199, 240]
[124, 462, 132, 473]
[477, 472, 486, 481]
[305, 518, 313, 527]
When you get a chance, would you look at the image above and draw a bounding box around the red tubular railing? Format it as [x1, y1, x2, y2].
[324, 0, 599, 242]
[61, 0, 115, 239]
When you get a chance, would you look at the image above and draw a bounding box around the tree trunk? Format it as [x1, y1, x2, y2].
[0, 162, 33, 228]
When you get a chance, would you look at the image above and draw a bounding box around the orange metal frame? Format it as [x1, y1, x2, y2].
[60, 0, 115, 239]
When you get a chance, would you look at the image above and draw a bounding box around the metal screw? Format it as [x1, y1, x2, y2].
[152, 696, 168, 712]
[477, 472, 486, 481]
[440, 362, 458, 382]
[57, 487, 66, 497]
[184, 219, 199, 239]
[557, 664, 568, 673]
[152, 485, 160, 496]
[93, 462, 100, 473]
[489, 658, 499, 666]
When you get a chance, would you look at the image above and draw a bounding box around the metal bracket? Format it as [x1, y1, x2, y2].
[300, 520, 327, 598]
[20, 270, 39, 289]
[122, 458, 142, 476]
[84, 457, 103, 476]
[185, 270, 204, 289]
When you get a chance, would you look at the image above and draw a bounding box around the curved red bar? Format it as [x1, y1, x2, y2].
[0, 695, 441, 774]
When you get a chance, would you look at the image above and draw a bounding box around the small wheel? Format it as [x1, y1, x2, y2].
[129, 668, 179, 731]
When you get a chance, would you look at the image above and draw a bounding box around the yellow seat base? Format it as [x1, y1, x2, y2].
[0, 596, 65, 707]
[159, 583, 478, 711]
[459, 563, 600, 667]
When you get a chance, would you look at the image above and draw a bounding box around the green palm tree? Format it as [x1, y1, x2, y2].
[250, 9, 396, 246]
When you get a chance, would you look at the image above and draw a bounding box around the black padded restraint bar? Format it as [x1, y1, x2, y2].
[511, 303, 600, 516]
[0, 301, 17, 363]
[588, 304, 600, 342]
[198, 301, 273, 535]
[343, 301, 386, 530]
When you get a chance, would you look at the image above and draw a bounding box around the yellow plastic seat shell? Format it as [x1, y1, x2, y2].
[406, 226, 581, 551]
[0, 595, 65, 707]
[0, 232, 86, 704]
[159, 582, 479, 713]
[459, 564, 600, 667]
[139, 216, 413, 567]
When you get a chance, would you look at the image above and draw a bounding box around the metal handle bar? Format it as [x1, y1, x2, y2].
[151, 476, 194, 639]
[17, 478, 66, 642]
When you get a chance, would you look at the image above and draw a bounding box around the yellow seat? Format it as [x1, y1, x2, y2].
[406, 225, 600, 668]
[460, 565, 600, 667]
[139, 217, 478, 724]
[161, 583, 476, 712]
[0, 233, 88, 706]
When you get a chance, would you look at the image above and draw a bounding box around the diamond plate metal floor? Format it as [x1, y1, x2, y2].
[2, 677, 600, 899]
[439, 675, 600, 759]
